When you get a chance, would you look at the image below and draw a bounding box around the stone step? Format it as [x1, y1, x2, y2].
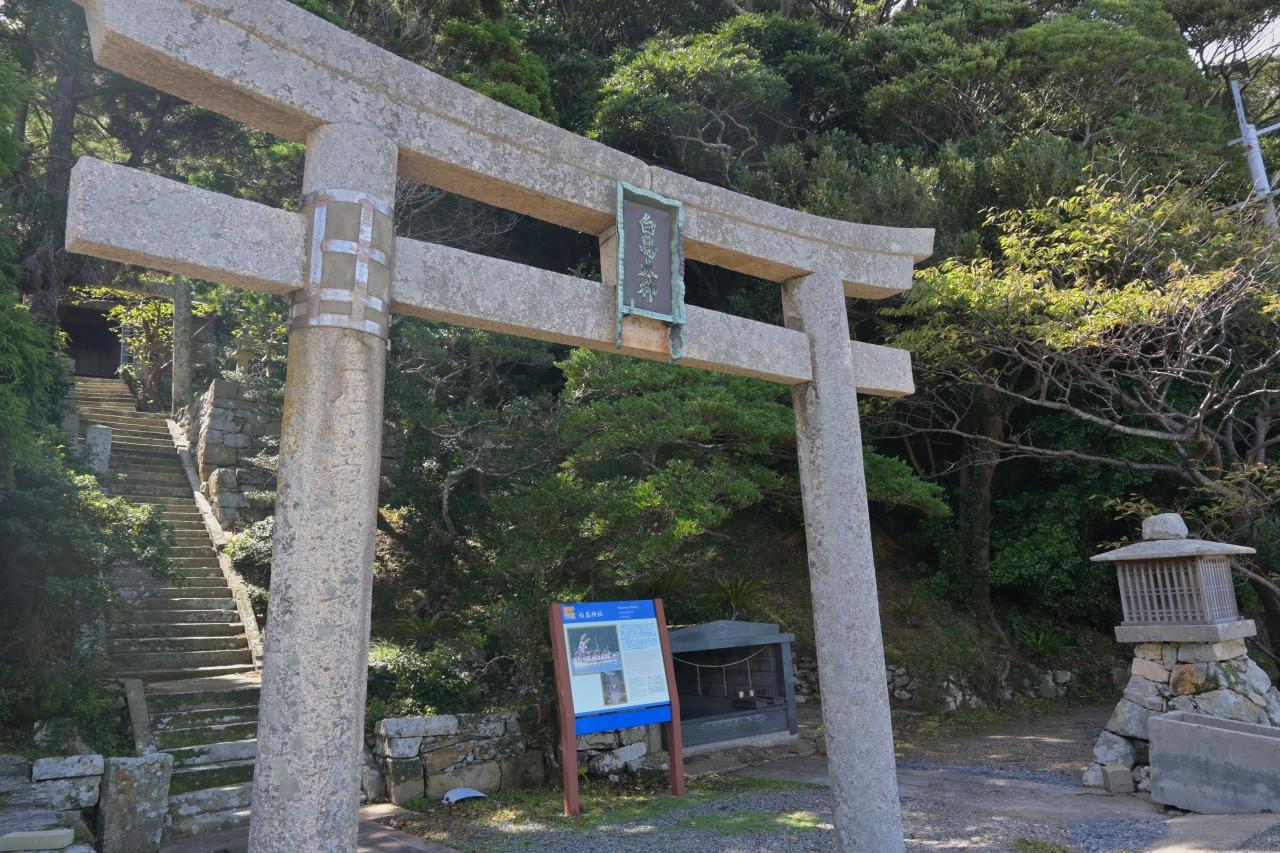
[146, 678, 260, 714]
[77, 407, 165, 420]
[136, 597, 235, 611]
[167, 760, 255, 796]
[156, 721, 259, 750]
[153, 704, 259, 732]
[113, 456, 184, 468]
[109, 635, 245, 654]
[167, 559, 222, 571]
[113, 476, 192, 491]
[80, 421, 171, 436]
[111, 622, 245, 639]
[109, 484, 193, 498]
[113, 580, 229, 594]
[138, 584, 231, 597]
[170, 545, 217, 557]
[134, 608, 241, 624]
[111, 662, 257, 682]
[107, 438, 176, 450]
[167, 781, 253, 823]
[163, 737, 257, 769]
[168, 805, 252, 840]
[110, 648, 253, 671]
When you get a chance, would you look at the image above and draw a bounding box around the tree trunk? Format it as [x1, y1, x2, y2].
[23, 5, 86, 324]
[957, 394, 1012, 647]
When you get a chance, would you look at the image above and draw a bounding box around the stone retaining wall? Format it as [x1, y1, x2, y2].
[367, 713, 677, 805]
[794, 653, 1119, 712]
[1084, 639, 1280, 792]
[181, 378, 279, 532]
[370, 712, 544, 804]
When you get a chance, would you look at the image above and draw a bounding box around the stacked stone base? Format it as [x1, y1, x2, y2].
[1084, 638, 1280, 791]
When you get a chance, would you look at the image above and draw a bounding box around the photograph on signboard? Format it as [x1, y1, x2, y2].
[567, 625, 623, 676]
[601, 670, 628, 706]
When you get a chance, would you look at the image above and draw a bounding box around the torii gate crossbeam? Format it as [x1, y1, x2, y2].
[66, 2, 934, 851]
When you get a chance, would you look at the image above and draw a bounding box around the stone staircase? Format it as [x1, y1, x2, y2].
[74, 377, 259, 840]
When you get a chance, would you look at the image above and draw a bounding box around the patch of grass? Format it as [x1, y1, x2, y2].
[1013, 840, 1071, 853]
[667, 809, 823, 835]
[398, 772, 820, 849]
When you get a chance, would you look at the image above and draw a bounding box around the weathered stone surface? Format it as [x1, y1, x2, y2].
[374, 737, 422, 759]
[1150, 711, 1280, 814]
[375, 716, 460, 739]
[1177, 639, 1247, 663]
[1170, 663, 1208, 696]
[30, 755, 103, 782]
[1194, 689, 1265, 724]
[783, 269, 904, 851]
[1131, 657, 1170, 683]
[35, 775, 100, 810]
[1106, 699, 1150, 740]
[426, 760, 501, 800]
[1243, 658, 1274, 695]
[423, 742, 469, 774]
[1102, 764, 1135, 793]
[1134, 643, 1162, 661]
[1116, 620, 1257, 644]
[1162, 644, 1178, 670]
[96, 753, 173, 853]
[382, 758, 423, 806]
[499, 750, 545, 790]
[457, 715, 506, 739]
[587, 741, 647, 776]
[472, 734, 525, 762]
[85, 424, 111, 474]
[247, 123, 398, 853]
[360, 749, 385, 804]
[1081, 763, 1105, 788]
[1169, 695, 1197, 713]
[1266, 689, 1280, 726]
[1093, 731, 1136, 768]
[0, 828, 74, 852]
[1142, 513, 1188, 540]
[618, 726, 647, 746]
[1133, 764, 1151, 793]
[576, 731, 619, 751]
[1122, 676, 1166, 711]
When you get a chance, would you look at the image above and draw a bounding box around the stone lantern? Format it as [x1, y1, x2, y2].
[1082, 513, 1280, 792]
[1096, 512, 1255, 644]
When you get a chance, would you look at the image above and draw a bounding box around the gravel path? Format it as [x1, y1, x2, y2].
[418, 765, 1175, 853]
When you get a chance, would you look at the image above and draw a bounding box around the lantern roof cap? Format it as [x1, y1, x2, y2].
[1091, 513, 1254, 562]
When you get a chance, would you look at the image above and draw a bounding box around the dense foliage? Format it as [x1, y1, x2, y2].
[9, 0, 1280, 718]
[0, 36, 170, 750]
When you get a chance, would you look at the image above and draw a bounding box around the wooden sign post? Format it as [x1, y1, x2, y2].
[549, 598, 685, 815]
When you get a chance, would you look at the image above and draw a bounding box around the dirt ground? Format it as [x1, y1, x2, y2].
[893, 700, 1115, 776]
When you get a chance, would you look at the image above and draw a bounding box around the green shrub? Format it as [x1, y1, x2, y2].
[0, 457, 171, 668]
[365, 638, 492, 728]
[0, 658, 131, 756]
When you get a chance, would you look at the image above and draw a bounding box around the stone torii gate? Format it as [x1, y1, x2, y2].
[65, 1, 933, 850]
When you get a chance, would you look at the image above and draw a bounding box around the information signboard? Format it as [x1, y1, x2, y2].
[549, 598, 685, 814]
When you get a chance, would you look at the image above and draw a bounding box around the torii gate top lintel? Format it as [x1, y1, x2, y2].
[64, 2, 927, 851]
[70, 0, 931, 299]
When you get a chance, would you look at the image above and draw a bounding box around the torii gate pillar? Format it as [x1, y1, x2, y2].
[248, 123, 398, 853]
[784, 270, 904, 852]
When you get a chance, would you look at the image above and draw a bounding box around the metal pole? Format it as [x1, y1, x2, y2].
[1230, 80, 1279, 229]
